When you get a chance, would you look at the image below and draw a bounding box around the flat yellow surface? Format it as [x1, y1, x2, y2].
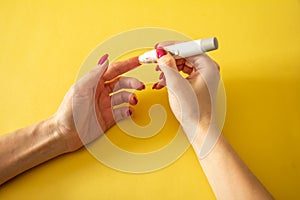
[0, 0, 299, 199]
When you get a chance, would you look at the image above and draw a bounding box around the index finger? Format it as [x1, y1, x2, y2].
[103, 57, 141, 81]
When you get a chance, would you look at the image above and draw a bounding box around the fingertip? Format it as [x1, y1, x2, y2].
[127, 108, 133, 116]
[152, 82, 164, 90]
[155, 65, 161, 71]
[157, 53, 178, 71]
[152, 83, 158, 89]
[154, 43, 160, 49]
[156, 48, 168, 59]
[98, 54, 109, 65]
[129, 56, 142, 67]
[155, 83, 165, 90]
[130, 95, 138, 105]
[137, 83, 146, 90]
[159, 72, 164, 80]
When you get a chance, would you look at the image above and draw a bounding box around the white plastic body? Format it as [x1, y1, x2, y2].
[138, 37, 218, 63]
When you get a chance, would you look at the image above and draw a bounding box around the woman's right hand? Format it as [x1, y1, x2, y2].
[154, 42, 274, 200]
[153, 42, 221, 158]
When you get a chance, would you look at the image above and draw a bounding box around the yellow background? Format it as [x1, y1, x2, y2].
[0, 0, 299, 199]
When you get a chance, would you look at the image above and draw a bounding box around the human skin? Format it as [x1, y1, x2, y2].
[0, 55, 144, 185]
[154, 44, 274, 200]
[0, 46, 274, 200]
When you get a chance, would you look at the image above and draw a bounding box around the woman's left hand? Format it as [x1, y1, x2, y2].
[52, 55, 144, 152]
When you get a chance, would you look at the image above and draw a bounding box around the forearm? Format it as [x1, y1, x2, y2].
[193, 123, 274, 200]
[0, 118, 67, 185]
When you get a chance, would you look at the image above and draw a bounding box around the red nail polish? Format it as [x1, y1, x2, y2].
[155, 65, 161, 71]
[98, 54, 109, 65]
[137, 84, 145, 90]
[133, 96, 138, 104]
[156, 48, 167, 58]
[152, 83, 158, 89]
[127, 109, 132, 116]
[159, 73, 164, 80]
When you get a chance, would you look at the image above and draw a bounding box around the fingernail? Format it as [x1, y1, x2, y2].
[156, 48, 167, 58]
[155, 65, 160, 71]
[133, 96, 138, 104]
[137, 84, 145, 90]
[159, 73, 164, 80]
[127, 109, 132, 116]
[152, 83, 158, 89]
[98, 54, 109, 65]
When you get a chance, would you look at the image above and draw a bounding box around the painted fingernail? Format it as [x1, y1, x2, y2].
[137, 84, 145, 90]
[98, 54, 109, 65]
[155, 65, 160, 71]
[156, 48, 167, 58]
[159, 73, 164, 80]
[132, 96, 138, 104]
[127, 109, 132, 116]
[152, 83, 158, 89]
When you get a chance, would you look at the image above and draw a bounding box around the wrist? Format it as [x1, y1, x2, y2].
[50, 115, 83, 153]
[199, 112, 213, 131]
[191, 115, 219, 155]
[42, 118, 69, 155]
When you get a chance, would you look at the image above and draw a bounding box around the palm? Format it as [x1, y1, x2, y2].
[54, 56, 143, 152]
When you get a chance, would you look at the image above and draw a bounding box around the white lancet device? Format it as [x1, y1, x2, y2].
[138, 37, 218, 63]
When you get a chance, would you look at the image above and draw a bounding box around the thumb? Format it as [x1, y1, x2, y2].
[156, 48, 178, 71]
[157, 50, 200, 142]
[157, 53, 181, 88]
[152, 48, 178, 89]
